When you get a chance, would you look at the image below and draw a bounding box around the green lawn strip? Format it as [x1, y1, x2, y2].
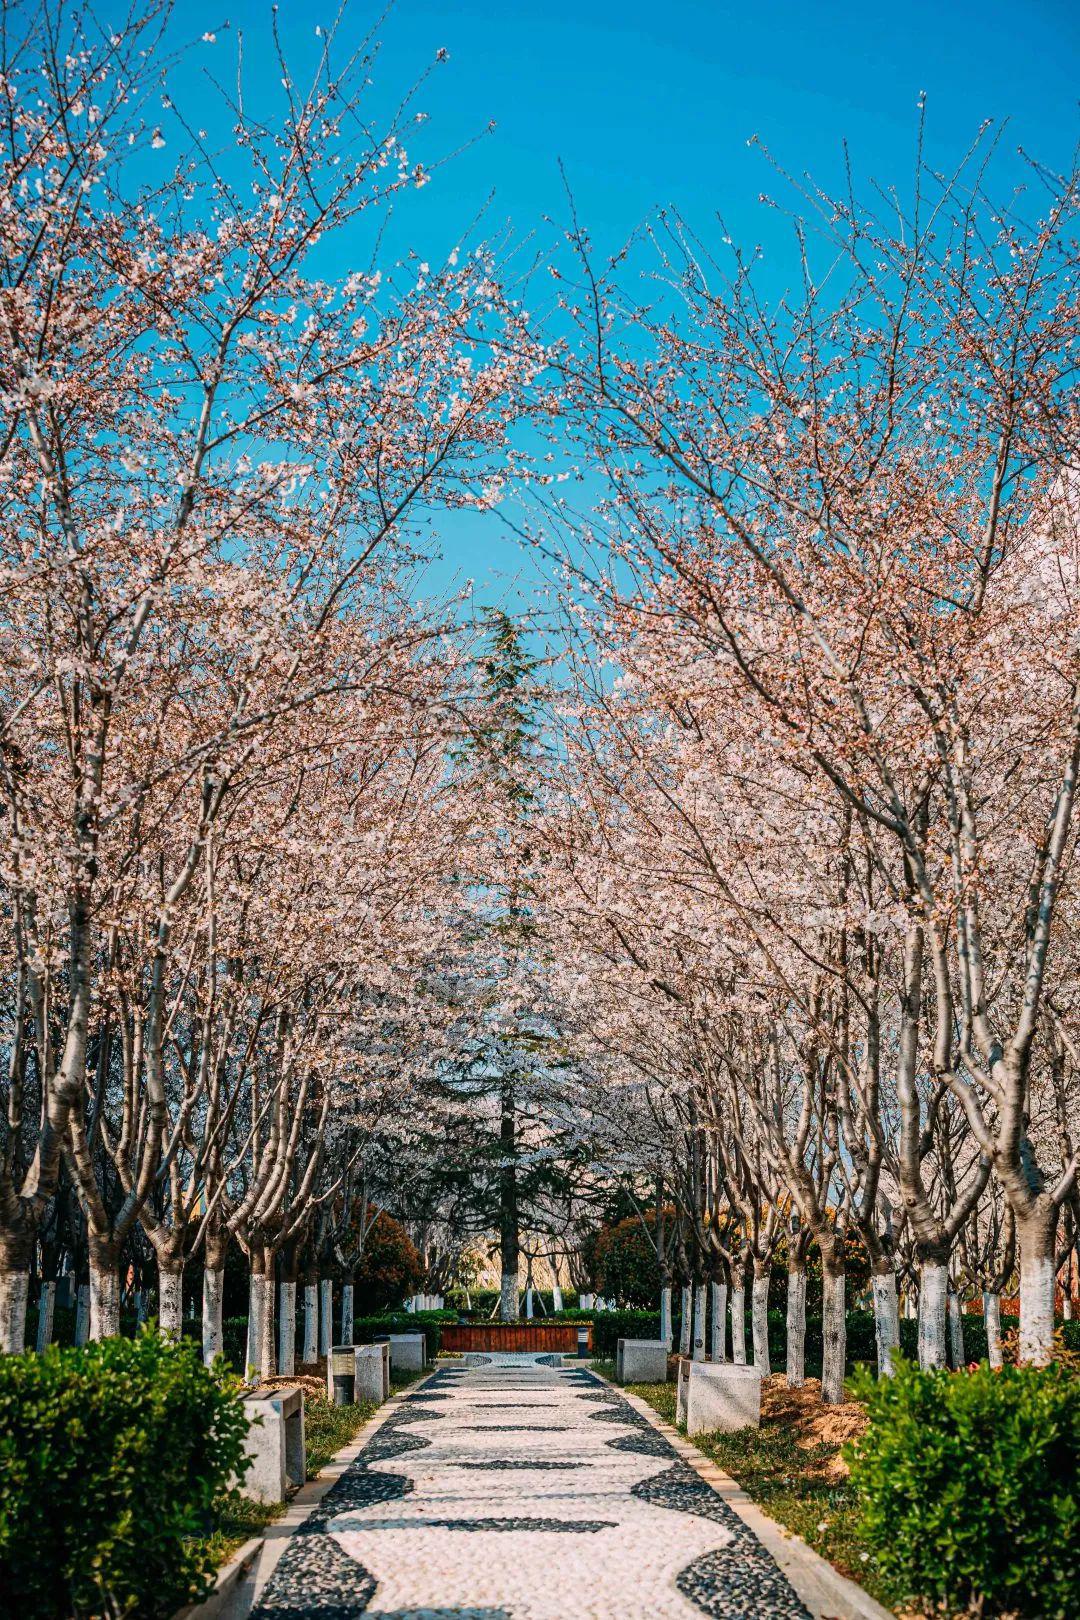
[624, 1379, 898, 1613]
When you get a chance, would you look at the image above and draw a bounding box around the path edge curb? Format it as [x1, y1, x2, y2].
[172, 1366, 442, 1620]
[593, 1368, 894, 1620]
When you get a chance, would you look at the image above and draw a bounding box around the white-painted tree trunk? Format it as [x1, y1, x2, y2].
[525, 1287, 534, 1319]
[821, 1269, 846, 1404]
[983, 1290, 1003, 1369]
[278, 1280, 297, 1376]
[202, 1266, 225, 1365]
[786, 1266, 806, 1388]
[947, 1288, 965, 1369]
[158, 1265, 183, 1339]
[692, 1283, 707, 1361]
[89, 1259, 120, 1341]
[903, 1291, 916, 1320]
[730, 1283, 746, 1365]
[340, 1283, 354, 1346]
[751, 1271, 771, 1375]
[36, 1280, 56, 1353]
[319, 1279, 332, 1358]
[659, 1285, 673, 1351]
[75, 1283, 90, 1346]
[710, 1282, 728, 1361]
[246, 1272, 275, 1381]
[0, 1269, 28, 1354]
[918, 1261, 948, 1370]
[678, 1285, 692, 1356]
[302, 1284, 318, 1363]
[872, 1270, 901, 1377]
[1018, 1247, 1055, 1367]
[500, 1269, 519, 1321]
[552, 1282, 563, 1311]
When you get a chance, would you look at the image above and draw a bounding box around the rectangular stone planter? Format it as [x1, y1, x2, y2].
[676, 1359, 761, 1436]
[239, 1384, 305, 1503]
[355, 1342, 390, 1402]
[616, 1338, 669, 1383]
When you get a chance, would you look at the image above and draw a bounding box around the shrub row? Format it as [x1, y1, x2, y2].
[849, 1358, 1080, 1618]
[0, 1330, 249, 1620]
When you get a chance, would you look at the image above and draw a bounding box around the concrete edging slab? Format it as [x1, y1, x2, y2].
[175, 1368, 441, 1620]
[596, 1370, 894, 1620]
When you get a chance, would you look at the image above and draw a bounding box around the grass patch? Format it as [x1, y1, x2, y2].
[204, 1491, 282, 1567]
[623, 1374, 896, 1612]
[304, 1391, 379, 1477]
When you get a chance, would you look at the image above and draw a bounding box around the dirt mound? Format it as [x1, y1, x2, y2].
[761, 1376, 868, 1476]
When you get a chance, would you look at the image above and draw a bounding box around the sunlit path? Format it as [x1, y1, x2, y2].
[250, 1360, 811, 1620]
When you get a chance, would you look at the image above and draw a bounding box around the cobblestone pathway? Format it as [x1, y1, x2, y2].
[251, 1357, 813, 1620]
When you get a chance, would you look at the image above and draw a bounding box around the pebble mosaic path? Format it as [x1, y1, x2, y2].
[250, 1355, 814, 1620]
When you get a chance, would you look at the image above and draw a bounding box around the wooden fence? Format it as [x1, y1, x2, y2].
[441, 1321, 591, 1353]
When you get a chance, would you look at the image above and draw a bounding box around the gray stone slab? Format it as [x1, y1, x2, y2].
[355, 1342, 390, 1403]
[616, 1338, 669, 1383]
[239, 1385, 306, 1503]
[676, 1358, 761, 1435]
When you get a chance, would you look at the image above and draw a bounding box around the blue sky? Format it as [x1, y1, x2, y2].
[198, 1, 1080, 610]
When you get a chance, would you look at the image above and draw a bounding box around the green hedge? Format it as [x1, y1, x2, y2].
[0, 1329, 250, 1619]
[848, 1358, 1080, 1617]
[353, 1314, 443, 1360]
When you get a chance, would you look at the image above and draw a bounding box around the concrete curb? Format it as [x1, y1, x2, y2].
[176, 1368, 440, 1620]
[597, 1371, 895, 1620]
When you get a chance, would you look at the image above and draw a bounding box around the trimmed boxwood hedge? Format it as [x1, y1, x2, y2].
[848, 1358, 1080, 1617]
[0, 1328, 250, 1619]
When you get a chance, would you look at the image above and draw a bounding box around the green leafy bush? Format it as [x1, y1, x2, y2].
[847, 1357, 1080, 1618]
[591, 1310, 663, 1358]
[0, 1328, 250, 1619]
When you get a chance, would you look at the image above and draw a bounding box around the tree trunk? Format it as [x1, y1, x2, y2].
[89, 1239, 121, 1341]
[659, 1283, 673, 1351]
[947, 1286, 966, 1369]
[918, 1259, 948, 1370]
[552, 1278, 564, 1312]
[692, 1283, 707, 1361]
[246, 1257, 275, 1380]
[157, 1257, 184, 1339]
[871, 1268, 901, 1378]
[525, 1286, 534, 1320]
[498, 1077, 520, 1322]
[340, 1282, 354, 1345]
[710, 1281, 727, 1362]
[751, 1264, 771, 1376]
[786, 1263, 806, 1388]
[0, 1234, 30, 1353]
[319, 1278, 332, 1357]
[678, 1284, 692, 1356]
[821, 1266, 846, 1404]
[730, 1279, 746, 1365]
[303, 1282, 318, 1363]
[499, 1268, 519, 1322]
[983, 1289, 1003, 1369]
[35, 1279, 56, 1353]
[75, 1282, 90, 1346]
[1017, 1206, 1057, 1367]
[278, 1279, 297, 1376]
[203, 1264, 225, 1365]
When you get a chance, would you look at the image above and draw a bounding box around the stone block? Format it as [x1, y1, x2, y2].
[379, 1332, 426, 1371]
[239, 1384, 305, 1503]
[676, 1359, 761, 1436]
[616, 1338, 669, 1384]
[355, 1341, 390, 1403]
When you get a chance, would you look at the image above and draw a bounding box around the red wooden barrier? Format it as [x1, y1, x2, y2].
[441, 1321, 592, 1353]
